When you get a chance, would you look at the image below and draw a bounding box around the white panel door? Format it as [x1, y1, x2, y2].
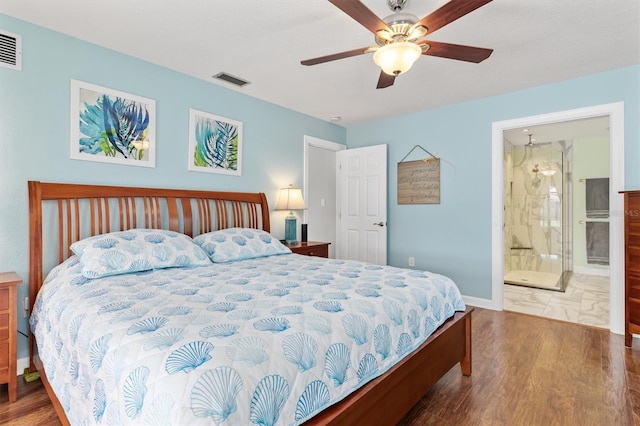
[337, 144, 387, 265]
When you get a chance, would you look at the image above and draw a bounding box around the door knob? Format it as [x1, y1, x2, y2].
[373, 222, 385, 227]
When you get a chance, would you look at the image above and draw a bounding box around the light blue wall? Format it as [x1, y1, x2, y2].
[346, 65, 640, 300]
[0, 14, 346, 359]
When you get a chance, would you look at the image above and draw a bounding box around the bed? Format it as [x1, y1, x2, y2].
[27, 181, 472, 425]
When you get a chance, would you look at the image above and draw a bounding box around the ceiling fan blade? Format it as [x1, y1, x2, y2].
[376, 71, 395, 89]
[301, 46, 374, 66]
[416, 0, 492, 35]
[421, 40, 493, 63]
[329, 0, 390, 34]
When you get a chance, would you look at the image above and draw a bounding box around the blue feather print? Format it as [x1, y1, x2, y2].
[194, 117, 239, 171]
[102, 95, 150, 159]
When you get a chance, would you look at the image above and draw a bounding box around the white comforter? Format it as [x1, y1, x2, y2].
[31, 253, 465, 425]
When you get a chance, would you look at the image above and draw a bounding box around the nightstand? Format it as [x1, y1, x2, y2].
[0, 271, 21, 403]
[286, 241, 330, 258]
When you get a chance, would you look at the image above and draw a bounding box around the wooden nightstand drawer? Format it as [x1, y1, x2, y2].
[299, 245, 328, 257]
[0, 271, 22, 403]
[286, 242, 330, 258]
[0, 341, 8, 382]
[0, 288, 8, 311]
[0, 313, 8, 340]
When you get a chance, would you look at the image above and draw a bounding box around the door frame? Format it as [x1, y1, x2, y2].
[491, 102, 625, 334]
[303, 135, 346, 255]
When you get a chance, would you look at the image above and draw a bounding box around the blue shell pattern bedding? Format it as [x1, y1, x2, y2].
[31, 254, 466, 425]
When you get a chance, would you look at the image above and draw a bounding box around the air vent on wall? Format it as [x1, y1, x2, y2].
[213, 72, 250, 87]
[0, 30, 22, 71]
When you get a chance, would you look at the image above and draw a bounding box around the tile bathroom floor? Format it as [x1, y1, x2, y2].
[504, 272, 610, 328]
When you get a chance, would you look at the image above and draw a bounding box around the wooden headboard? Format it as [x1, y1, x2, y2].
[28, 181, 270, 313]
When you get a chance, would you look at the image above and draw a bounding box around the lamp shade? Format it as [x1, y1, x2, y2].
[373, 42, 422, 76]
[275, 186, 306, 244]
[275, 186, 307, 211]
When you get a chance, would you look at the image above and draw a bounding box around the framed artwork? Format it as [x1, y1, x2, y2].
[70, 79, 156, 167]
[188, 108, 242, 176]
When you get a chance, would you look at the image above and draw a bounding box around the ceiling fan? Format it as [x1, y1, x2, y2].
[301, 0, 494, 89]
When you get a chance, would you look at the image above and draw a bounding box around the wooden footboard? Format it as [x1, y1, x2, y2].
[307, 307, 473, 425]
[32, 353, 70, 426]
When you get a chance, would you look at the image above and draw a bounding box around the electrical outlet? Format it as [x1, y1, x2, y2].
[408, 257, 415, 267]
[23, 296, 29, 318]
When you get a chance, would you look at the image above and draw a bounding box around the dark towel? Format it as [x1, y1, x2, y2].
[586, 222, 609, 265]
[585, 178, 609, 218]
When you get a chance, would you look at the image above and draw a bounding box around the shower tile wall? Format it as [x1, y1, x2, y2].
[508, 144, 564, 275]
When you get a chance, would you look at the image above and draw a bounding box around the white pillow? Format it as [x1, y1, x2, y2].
[193, 228, 291, 263]
[70, 229, 212, 278]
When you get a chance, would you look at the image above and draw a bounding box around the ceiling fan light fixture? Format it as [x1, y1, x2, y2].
[373, 42, 422, 76]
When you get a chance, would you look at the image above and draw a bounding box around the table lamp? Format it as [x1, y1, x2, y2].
[275, 185, 307, 244]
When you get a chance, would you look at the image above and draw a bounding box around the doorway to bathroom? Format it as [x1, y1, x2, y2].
[502, 118, 612, 328]
[491, 102, 625, 334]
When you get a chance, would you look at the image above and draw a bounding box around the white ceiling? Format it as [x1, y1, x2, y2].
[1, 0, 639, 127]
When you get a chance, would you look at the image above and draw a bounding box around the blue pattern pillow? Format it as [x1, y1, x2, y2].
[193, 227, 291, 263]
[70, 229, 212, 278]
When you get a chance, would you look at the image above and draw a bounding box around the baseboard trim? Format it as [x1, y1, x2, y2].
[463, 295, 498, 311]
[573, 266, 610, 277]
[17, 356, 29, 375]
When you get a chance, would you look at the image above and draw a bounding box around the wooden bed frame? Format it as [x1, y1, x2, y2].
[28, 180, 472, 426]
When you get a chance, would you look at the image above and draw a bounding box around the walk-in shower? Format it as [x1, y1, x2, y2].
[503, 138, 570, 291]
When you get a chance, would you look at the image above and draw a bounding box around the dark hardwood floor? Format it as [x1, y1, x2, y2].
[1, 308, 638, 425]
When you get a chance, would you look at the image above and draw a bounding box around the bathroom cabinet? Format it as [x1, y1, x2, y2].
[622, 190, 640, 347]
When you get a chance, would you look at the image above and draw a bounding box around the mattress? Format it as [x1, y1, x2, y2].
[31, 253, 465, 425]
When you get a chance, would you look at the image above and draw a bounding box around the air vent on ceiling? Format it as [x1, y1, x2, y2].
[0, 30, 22, 71]
[213, 72, 250, 87]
